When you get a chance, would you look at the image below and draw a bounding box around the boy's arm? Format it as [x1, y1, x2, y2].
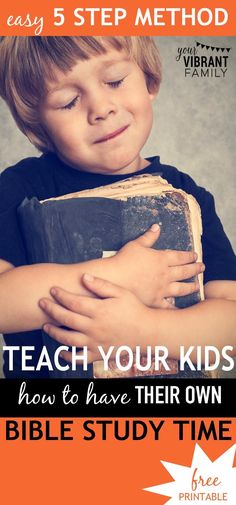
[204, 280, 236, 301]
[0, 226, 203, 333]
[40, 277, 236, 364]
[0, 258, 112, 333]
[149, 286, 236, 358]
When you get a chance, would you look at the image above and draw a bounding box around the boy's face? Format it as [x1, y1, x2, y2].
[40, 49, 156, 175]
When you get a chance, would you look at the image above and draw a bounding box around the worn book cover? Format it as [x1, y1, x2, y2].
[18, 173, 204, 377]
[0, 3, 235, 505]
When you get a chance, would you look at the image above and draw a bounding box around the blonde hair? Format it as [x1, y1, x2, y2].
[0, 36, 162, 152]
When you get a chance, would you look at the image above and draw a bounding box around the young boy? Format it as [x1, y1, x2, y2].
[0, 36, 235, 378]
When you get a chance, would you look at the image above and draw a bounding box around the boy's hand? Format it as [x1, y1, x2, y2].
[113, 224, 204, 307]
[40, 275, 151, 363]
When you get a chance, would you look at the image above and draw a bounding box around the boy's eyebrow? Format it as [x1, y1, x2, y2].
[47, 56, 131, 95]
[97, 56, 131, 67]
[47, 82, 78, 95]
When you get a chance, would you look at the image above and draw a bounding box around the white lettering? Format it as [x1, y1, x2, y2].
[7, 14, 44, 35]
[197, 8, 213, 26]
[185, 385, 221, 404]
[134, 7, 228, 27]
[222, 345, 234, 370]
[98, 346, 114, 370]
[135, 8, 152, 26]
[74, 8, 85, 26]
[74, 8, 127, 27]
[71, 345, 88, 370]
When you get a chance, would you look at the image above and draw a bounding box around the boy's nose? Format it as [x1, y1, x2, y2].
[87, 90, 117, 124]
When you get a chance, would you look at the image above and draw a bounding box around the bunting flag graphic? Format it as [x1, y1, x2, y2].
[196, 41, 231, 52]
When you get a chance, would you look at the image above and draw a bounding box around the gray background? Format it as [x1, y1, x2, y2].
[0, 37, 235, 377]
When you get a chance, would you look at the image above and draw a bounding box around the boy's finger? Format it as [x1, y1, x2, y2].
[39, 298, 89, 331]
[43, 324, 88, 348]
[166, 281, 200, 298]
[133, 224, 160, 248]
[167, 249, 198, 266]
[50, 287, 96, 317]
[170, 262, 205, 281]
[82, 274, 125, 299]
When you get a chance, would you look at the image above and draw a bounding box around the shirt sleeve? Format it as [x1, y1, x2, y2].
[0, 168, 28, 267]
[168, 167, 236, 283]
[199, 188, 236, 283]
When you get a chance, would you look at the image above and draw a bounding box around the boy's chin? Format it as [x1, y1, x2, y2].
[88, 156, 145, 176]
[90, 164, 136, 175]
[58, 152, 144, 175]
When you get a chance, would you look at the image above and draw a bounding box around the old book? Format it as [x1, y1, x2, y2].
[18, 174, 203, 378]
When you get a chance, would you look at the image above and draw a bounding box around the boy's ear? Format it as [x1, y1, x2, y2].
[148, 90, 159, 101]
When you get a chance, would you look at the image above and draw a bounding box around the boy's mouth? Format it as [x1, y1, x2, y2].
[94, 125, 129, 144]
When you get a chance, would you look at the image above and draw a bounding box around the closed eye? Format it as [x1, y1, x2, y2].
[61, 96, 80, 110]
[106, 78, 125, 88]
